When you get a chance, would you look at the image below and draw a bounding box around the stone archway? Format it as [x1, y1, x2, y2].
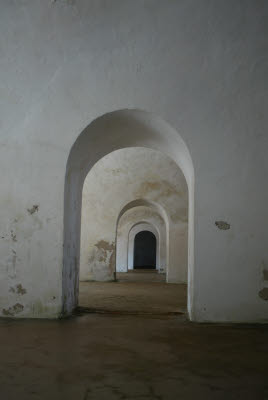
[115, 201, 167, 277]
[64, 109, 194, 317]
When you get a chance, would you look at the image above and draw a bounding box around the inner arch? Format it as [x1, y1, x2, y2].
[134, 231, 157, 269]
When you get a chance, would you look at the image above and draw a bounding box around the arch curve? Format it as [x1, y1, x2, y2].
[117, 198, 170, 227]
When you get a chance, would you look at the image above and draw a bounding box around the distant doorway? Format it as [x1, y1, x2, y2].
[134, 231, 157, 269]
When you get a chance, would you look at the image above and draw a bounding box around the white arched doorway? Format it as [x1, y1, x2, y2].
[64, 109, 194, 318]
[128, 223, 161, 271]
[116, 202, 167, 274]
[133, 230, 157, 269]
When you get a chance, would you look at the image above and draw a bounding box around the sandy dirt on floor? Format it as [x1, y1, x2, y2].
[78, 280, 187, 315]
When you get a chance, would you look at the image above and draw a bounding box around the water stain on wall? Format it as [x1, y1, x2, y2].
[135, 180, 183, 201]
[263, 270, 268, 281]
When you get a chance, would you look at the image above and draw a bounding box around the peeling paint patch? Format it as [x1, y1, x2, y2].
[215, 221, 230, 230]
[95, 240, 114, 253]
[2, 303, 24, 316]
[27, 204, 39, 215]
[9, 284, 27, 295]
[88, 240, 115, 280]
[96, 241, 115, 275]
[259, 288, 268, 301]
[16, 284, 27, 295]
[11, 230, 17, 242]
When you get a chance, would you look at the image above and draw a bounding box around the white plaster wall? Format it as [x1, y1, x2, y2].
[128, 223, 161, 271]
[80, 148, 188, 282]
[0, 1, 267, 321]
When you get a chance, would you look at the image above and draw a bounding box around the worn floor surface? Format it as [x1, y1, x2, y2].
[79, 279, 187, 315]
[116, 271, 166, 283]
[0, 280, 267, 399]
[0, 314, 268, 399]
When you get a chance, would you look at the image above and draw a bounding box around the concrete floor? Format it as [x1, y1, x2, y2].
[0, 279, 267, 399]
[79, 279, 187, 315]
[116, 270, 167, 283]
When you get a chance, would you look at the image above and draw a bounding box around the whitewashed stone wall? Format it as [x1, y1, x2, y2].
[0, 1, 267, 322]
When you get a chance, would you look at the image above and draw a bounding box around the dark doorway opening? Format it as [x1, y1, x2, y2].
[133, 231, 156, 269]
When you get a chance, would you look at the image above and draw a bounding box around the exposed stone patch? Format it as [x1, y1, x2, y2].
[2, 303, 24, 316]
[215, 221, 230, 230]
[9, 284, 27, 295]
[13, 303, 24, 313]
[27, 205, 39, 215]
[2, 308, 12, 316]
[88, 241, 115, 280]
[16, 284, 27, 295]
[259, 288, 268, 301]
